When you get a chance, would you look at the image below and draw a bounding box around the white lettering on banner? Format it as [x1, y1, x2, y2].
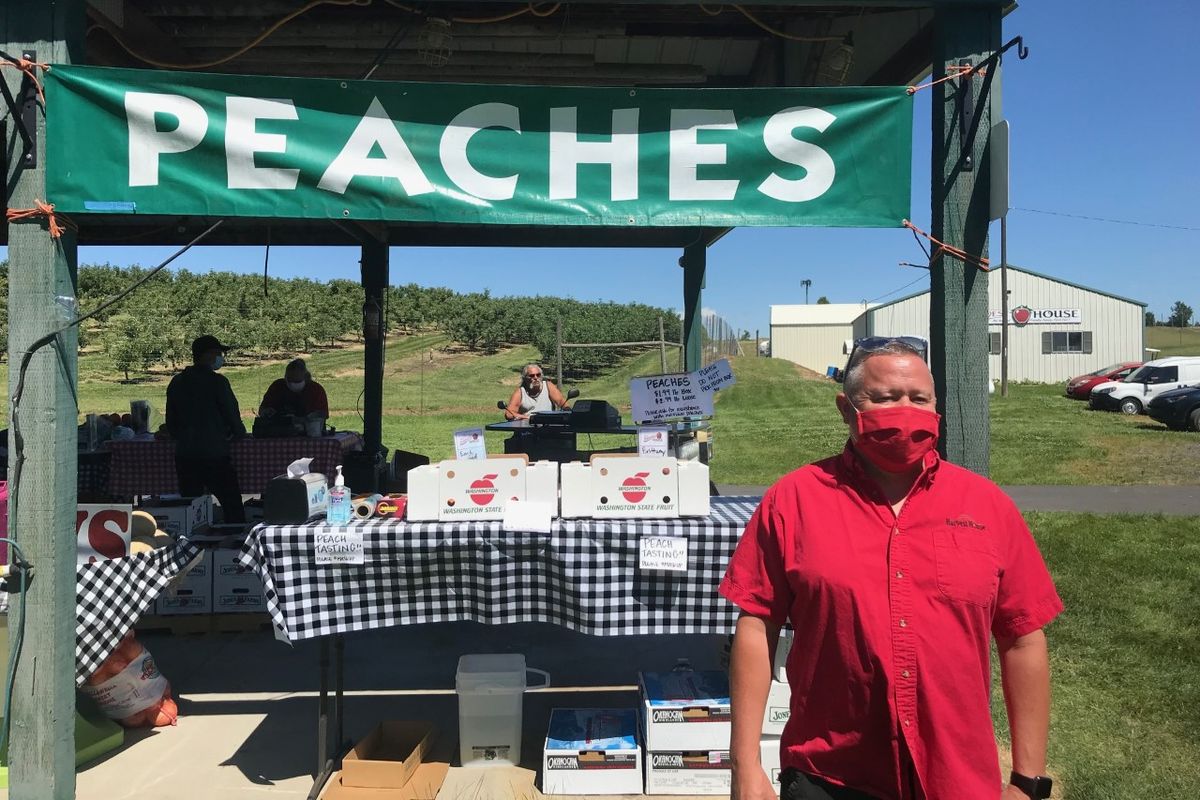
[226, 97, 300, 190]
[639, 535, 689, 572]
[669, 109, 739, 201]
[126, 92, 208, 187]
[548, 107, 640, 201]
[314, 529, 365, 565]
[318, 97, 434, 196]
[758, 106, 837, 202]
[440, 103, 521, 200]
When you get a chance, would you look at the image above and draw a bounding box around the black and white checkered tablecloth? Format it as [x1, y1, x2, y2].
[0, 539, 204, 684]
[240, 497, 762, 643]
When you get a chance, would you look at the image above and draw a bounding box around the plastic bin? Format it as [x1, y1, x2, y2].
[456, 654, 550, 767]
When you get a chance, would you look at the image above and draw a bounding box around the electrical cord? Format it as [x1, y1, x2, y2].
[0, 538, 30, 759]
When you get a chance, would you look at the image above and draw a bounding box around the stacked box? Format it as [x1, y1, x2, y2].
[155, 549, 213, 615]
[639, 670, 731, 795]
[542, 709, 642, 795]
[212, 545, 265, 613]
[139, 496, 212, 537]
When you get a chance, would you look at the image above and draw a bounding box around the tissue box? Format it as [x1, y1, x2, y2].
[264, 472, 329, 524]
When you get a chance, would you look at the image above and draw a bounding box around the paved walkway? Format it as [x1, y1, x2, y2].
[717, 484, 1200, 516]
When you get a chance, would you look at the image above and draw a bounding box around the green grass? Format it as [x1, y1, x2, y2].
[1146, 325, 1200, 358]
[999, 513, 1200, 799]
[6, 340, 1199, 485]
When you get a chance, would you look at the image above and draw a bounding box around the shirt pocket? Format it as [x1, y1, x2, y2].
[933, 528, 1000, 607]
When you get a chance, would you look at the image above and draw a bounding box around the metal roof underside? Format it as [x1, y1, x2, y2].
[51, 1, 967, 247]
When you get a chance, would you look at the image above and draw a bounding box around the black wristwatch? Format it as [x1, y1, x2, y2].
[1009, 771, 1053, 799]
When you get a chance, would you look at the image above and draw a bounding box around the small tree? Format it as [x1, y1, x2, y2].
[1145, 310, 1156, 327]
[1168, 301, 1194, 328]
[816, 296, 831, 305]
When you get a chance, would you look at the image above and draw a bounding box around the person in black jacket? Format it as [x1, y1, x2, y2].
[165, 335, 247, 523]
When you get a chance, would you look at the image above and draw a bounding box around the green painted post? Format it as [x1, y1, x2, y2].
[930, 5, 1000, 475]
[3, 1, 85, 796]
[681, 241, 706, 372]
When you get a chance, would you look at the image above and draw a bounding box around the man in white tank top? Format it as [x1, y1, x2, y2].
[504, 363, 570, 420]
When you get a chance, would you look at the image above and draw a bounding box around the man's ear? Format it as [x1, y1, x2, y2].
[835, 393, 856, 427]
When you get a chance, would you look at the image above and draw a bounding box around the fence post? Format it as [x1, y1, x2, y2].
[556, 317, 564, 386]
[756, 328, 760, 357]
[658, 316, 668, 373]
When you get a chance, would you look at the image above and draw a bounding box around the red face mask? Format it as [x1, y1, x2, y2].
[851, 404, 941, 473]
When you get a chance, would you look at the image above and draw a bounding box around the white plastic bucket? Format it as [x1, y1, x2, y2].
[456, 653, 550, 767]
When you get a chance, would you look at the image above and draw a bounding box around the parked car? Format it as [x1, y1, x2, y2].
[1090, 356, 1200, 415]
[1147, 385, 1200, 431]
[1065, 361, 1142, 399]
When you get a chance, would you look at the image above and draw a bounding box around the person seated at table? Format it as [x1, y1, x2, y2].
[504, 364, 570, 421]
[166, 335, 246, 523]
[259, 359, 330, 419]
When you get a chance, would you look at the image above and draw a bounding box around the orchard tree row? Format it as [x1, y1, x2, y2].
[0, 263, 680, 380]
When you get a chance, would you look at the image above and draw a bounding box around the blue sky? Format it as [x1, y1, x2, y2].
[7, 2, 1196, 334]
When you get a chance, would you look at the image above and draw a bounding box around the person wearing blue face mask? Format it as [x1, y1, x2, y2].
[258, 358, 330, 420]
[165, 335, 247, 523]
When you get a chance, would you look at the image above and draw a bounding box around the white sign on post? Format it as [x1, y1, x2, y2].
[453, 427, 488, 460]
[639, 535, 689, 572]
[696, 359, 736, 393]
[314, 529, 364, 565]
[630, 373, 714, 424]
[638, 426, 670, 458]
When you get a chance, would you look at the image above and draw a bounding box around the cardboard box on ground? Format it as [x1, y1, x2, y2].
[542, 708, 643, 795]
[323, 722, 450, 800]
[639, 670, 733, 795]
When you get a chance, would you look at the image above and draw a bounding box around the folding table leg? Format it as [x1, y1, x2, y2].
[335, 634, 346, 763]
[309, 637, 334, 800]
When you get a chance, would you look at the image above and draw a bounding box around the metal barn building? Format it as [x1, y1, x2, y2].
[864, 265, 1146, 383]
[769, 303, 874, 374]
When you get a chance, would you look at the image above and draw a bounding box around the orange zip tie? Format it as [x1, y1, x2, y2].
[907, 64, 986, 96]
[902, 220, 990, 272]
[7, 200, 77, 239]
[1, 57, 51, 104]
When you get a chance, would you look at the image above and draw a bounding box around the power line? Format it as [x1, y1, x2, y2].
[1011, 207, 1200, 232]
[865, 272, 930, 305]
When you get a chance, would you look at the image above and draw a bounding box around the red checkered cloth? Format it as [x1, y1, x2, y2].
[107, 432, 364, 496]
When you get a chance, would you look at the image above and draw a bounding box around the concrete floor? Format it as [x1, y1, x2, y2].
[71, 623, 730, 800]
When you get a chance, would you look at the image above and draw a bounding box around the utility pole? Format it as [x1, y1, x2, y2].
[801, 279, 812, 304]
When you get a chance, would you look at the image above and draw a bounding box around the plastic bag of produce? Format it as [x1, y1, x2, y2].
[80, 634, 178, 728]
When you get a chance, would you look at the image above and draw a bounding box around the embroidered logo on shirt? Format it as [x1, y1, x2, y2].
[945, 514, 986, 530]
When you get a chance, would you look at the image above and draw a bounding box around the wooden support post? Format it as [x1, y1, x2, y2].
[3, 2, 86, 796]
[681, 240, 706, 372]
[360, 240, 388, 468]
[930, 5, 999, 474]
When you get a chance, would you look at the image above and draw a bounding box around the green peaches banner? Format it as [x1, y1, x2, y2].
[46, 65, 911, 227]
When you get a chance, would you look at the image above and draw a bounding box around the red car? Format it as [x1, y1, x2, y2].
[1065, 362, 1142, 399]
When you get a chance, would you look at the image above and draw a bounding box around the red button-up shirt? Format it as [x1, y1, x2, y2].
[719, 444, 1063, 800]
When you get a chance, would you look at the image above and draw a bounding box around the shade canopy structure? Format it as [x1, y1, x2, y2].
[3, 0, 1005, 794]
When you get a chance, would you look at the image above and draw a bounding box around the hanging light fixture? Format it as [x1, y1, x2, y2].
[817, 32, 855, 85]
[418, 17, 453, 67]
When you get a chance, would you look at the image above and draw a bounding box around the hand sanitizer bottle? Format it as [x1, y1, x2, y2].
[328, 465, 351, 525]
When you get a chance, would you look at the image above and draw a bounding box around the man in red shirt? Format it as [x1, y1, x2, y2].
[720, 338, 1061, 800]
[259, 358, 330, 420]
